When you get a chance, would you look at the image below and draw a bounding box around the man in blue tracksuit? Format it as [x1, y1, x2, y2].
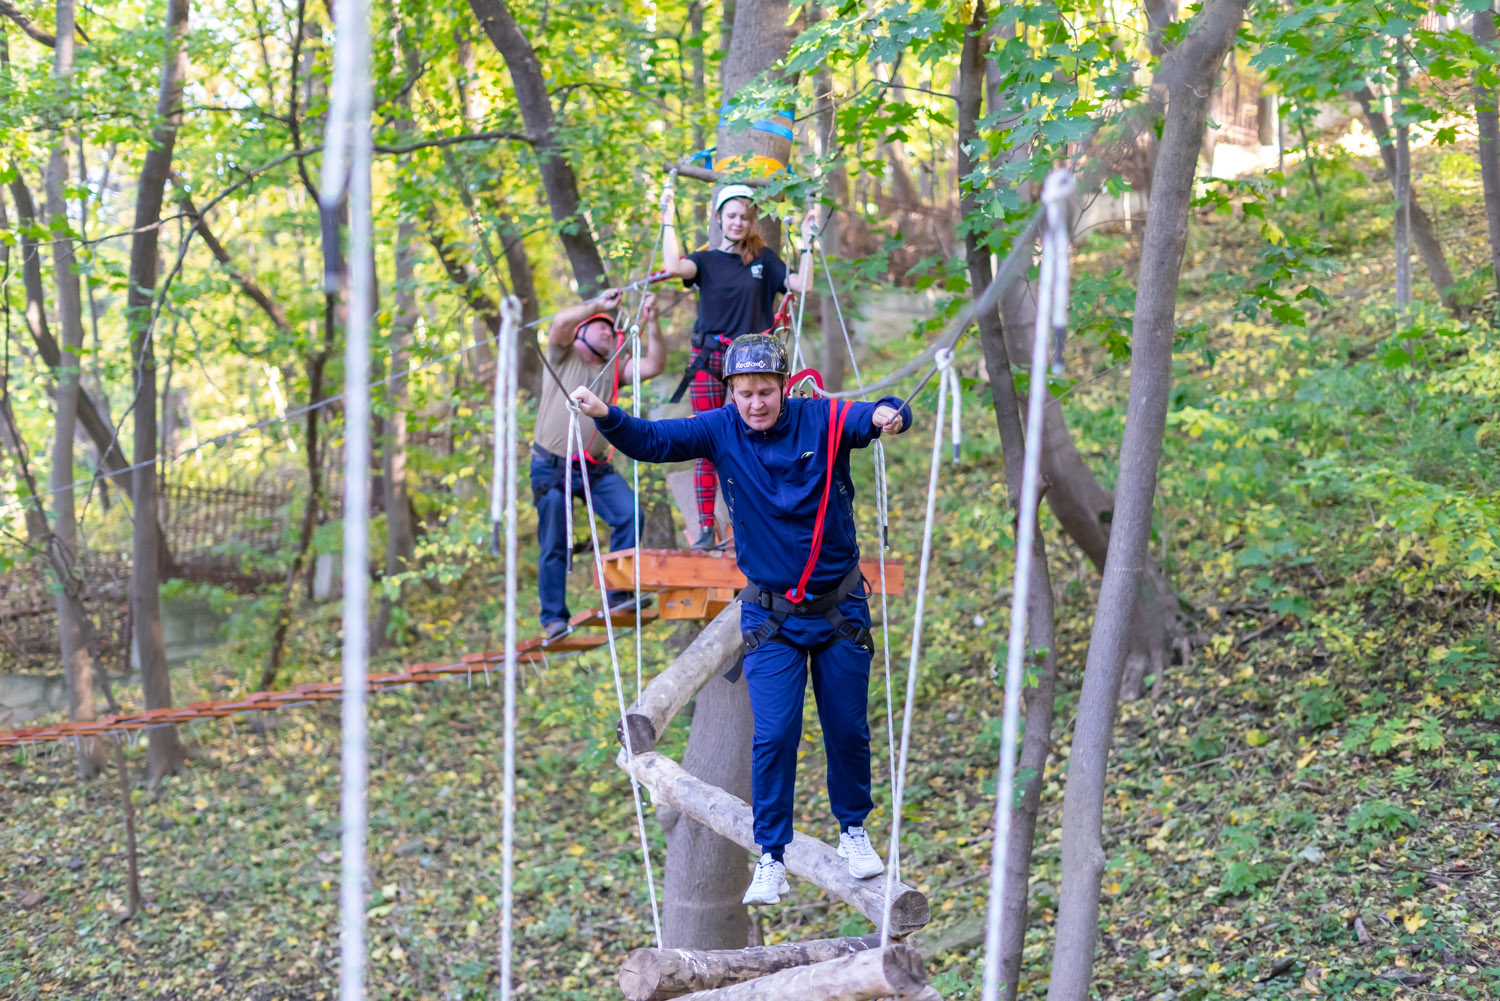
[570, 333, 913, 906]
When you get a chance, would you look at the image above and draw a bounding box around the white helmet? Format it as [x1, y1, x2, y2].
[713, 184, 756, 215]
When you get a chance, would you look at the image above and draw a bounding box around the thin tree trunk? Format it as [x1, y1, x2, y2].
[375, 29, 419, 652]
[467, 0, 609, 295]
[0, 190, 50, 545]
[1047, 2, 1247, 998]
[1473, 4, 1500, 295]
[44, 0, 103, 780]
[961, 8, 1060, 997]
[1393, 72, 1413, 315]
[7, 173, 177, 572]
[814, 13, 848, 393]
[261, 310, 333, 689]
[1353, 87, 1463, 317]
[127, 0, 191, 783]
[453, 32, 542, 395]
[112, 737, 142, 918]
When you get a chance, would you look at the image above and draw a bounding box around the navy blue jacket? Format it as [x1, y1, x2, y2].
[593, 395, 913, 593]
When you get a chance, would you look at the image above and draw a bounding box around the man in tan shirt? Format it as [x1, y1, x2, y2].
[531, 288, 666, 641]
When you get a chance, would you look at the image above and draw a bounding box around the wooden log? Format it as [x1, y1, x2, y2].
[616, 603, 744, 753]
[619, 751, 930, 936]
[620, 933, 882, 1000]
[669, 944, 927, 1000]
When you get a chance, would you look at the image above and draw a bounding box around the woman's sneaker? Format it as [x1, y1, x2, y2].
[691, 528, 718, 552]
[741, 853, 790, 906]
[838, 827, 885, 879]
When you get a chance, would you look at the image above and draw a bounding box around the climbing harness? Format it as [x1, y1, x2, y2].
[738, 562, 874, 656]
[980, 168, 1074, 1001]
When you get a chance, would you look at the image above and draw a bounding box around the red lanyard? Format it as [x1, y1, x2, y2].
[786, 398, 850, 603]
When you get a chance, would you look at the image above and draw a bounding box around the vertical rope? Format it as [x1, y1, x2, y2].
[881, 349, 961, 945]
[497, 297, 521, 1000]
[979, 168, 1074, 1001]
[321, 0, 372, 995]
[567, 408, 664, 947]
[815, 235, 898, 839]
[631, 325, 644, 697]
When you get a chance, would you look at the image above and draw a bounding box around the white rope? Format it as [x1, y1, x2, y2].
[497, 296, 521, 1000]
[631, 325, 644, 697]
[566, 407, 664, 947]
[815, 240, 865, 388]
[979, 168, 1075, 1001]
[880, 347, 962, 945]
[322, 0, 372, 994]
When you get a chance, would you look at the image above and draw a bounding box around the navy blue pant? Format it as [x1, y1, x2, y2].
[530, 447, 636, 626]
[741, 592, 874, 854]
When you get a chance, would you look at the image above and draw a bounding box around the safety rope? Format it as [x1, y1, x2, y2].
[495, 297, 522, 1000]
[566, 406, 664, 948]
[980, 168, 1074, 1001]
[320, 0, 374, 991]
[880, 347, 962, 946]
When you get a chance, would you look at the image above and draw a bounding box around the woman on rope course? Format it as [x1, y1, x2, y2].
[570, 334, 913, 906]
[661, 183, 817, 551]
[532, 288, 667, 643]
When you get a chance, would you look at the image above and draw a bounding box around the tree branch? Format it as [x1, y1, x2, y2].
[1, 0, 54, 46]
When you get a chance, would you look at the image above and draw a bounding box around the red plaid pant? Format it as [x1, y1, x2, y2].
[689, 345, 726, 531]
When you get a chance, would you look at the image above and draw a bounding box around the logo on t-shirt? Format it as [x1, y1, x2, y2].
[750, 263, 764, 279]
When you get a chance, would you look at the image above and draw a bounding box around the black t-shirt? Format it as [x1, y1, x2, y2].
[683, 247, 789, 344]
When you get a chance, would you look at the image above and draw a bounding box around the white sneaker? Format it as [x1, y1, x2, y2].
[838, 826, 885, 879]
[741, 853, 790, 906]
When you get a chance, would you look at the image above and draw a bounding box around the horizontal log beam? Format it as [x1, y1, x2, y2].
[666, 162, 772, 187]
[670, 944, 927, 1000]
[617, 602, 744, 753]
[620, 933, 882, 1000]
[619, 751, 930, 937]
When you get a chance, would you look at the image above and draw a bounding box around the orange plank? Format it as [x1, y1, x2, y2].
[602, 548, 905, 595]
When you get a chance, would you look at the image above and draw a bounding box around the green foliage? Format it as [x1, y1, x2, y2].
[1346, 798, 1420, 834]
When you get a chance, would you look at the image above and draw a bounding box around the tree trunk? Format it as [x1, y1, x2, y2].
[0, 190, 50, 545]
[961, 8, 1060, 997]
[814, 20, 848, 393]
[1474, 4, 1500, 295]
[127, 0, 191, 783]
[375, 30, 420, 652]
[620, 934, 881, 1001]
[453, 32, 542, 396]
[660, 0, 793, 950]
[7, 174, 175, 571]
[661, 675, 756, 949]
[1046, 3, 1247, 998]
[1393, 71, 1413, 315]
[466, 0, 609, 295]
[42, 0, 103, 780]
[1353, 87, 1463, 317]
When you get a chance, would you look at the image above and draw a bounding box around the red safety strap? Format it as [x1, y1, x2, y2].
[786, 397, 850, 603]
[788, 367, 824, 392]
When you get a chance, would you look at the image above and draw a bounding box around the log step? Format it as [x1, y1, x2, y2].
[618, 750, 930, 937]
[667, 943, 927, 1000]
[620, 934, 882, 1000]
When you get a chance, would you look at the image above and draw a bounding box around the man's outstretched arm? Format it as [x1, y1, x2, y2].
[570, 386, 716, 463]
